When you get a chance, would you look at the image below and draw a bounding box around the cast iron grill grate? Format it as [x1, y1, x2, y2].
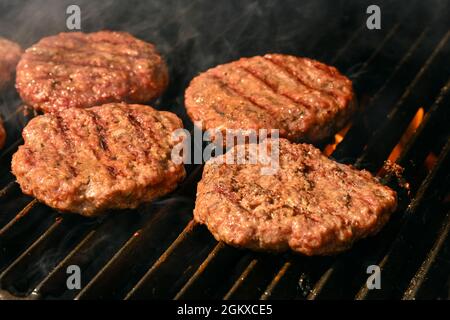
[0, 0, 448, 300]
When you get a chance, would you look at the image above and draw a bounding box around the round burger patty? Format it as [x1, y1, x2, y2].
[12, 103, 185, 216]
[16, 31, 169, 113]
[0, 37, 22, 89]
[185, 54, 355, 143]
[194, 138, 397, 255]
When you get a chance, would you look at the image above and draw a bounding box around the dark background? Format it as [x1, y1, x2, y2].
[0, 0, 449, 300]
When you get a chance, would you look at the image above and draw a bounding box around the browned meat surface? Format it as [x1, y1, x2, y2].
[16, 31, 168, 113]
[0, 37, 22, 89]
[194, 138, 397, 255]
[185, 54, 355, 143]
[12, 103, 185, 216]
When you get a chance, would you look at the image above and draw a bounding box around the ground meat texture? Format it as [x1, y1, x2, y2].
[11, 103, 185, 216]
[0, 37, 22, 89]
[194, 138, 397, 256]
[16, 31, 168, 113]
[0, 120, 5, 149]
[185, 54, 355, 143]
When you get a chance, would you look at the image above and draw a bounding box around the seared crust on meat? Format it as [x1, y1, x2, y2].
[185, 54, 355, 143]
[0, 37, 22, 89]
[11, 103, 185, 216]
[16, 31, 168, 113]
[194, 138, 397, 255]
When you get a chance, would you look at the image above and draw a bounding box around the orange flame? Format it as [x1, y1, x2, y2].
[386, 107, 424, 163]
[323, 125, 351, 156]
[424, 152, 438, 172]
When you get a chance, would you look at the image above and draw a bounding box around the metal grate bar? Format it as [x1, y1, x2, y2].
[223, 258, 260, 300]
[395, 79, 450, 182]
[223, 255, 289, 300]
[260, 262, 292, 300]
[0, 201, 59, 272]
[1, 1, 447, 301]
[258, 76, 450, 300]
[169, 8, 419, 300]
[0, 2, 408, 302]
[355, 138, 450, 299]
[0, 197, 37, 232]
[329, 0, 417, 70]
[303, 84, 450, 300]
[125, 221, 216, 300]
[0, 181, 19, 201]
[32, 212, 143, 299]
[0, 214, 92, 296]
[355, 31, 450, 171]
[74, 204, 192, 300]
[174, 242, 244, 300]
[403, 210, 450, 300]
[214, 22, 442, 302]
[333, 24, 448, 162]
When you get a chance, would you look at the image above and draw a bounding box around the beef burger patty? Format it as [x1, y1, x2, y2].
[12, 103, 185, 216]
[185, 54, 355, 143]
[16, 31, 168, 113]
[194, 138, 397, 255]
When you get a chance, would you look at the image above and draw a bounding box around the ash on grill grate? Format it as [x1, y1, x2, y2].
[0, 0, 449, 300]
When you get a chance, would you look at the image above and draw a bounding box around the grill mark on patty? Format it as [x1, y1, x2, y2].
[11, 103, 185, 216]
[25, 55, 134, 74]
[83, 110, 124, 178]
[295, 59, 348, 103]
[185, 54, 355, 144]
[209, 73, 285, 130]
[144, 112, 177, 171]
[120, 107, 173, 175]
[194, 79, 272, 126]
[123, 108, 153, 158]
[237, 65, 315, 111]
[153, 113, 170, 132]
[240, 60, 339, 114]
[56, 112, 118, 179]
[194, 139, 396, 254]
[127, 108, 165, 152]
[210, 104, 236, 121]
[234, 172, 322, 223]
[106, 165, 117, 176]
[214, 173, 323, 227]
[212, 184, 256, 217]
[31, 43, 160, 72]
[263, 56, 341, 104]
[53, 115, 79, 178]
[35, 42, 154, 61]
[87, 110, 109, 152]
[84, 35, 154, 52]
[17, 32, 168, 114]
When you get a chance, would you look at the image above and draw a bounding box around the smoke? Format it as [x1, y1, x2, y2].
[0, 0, 350, 183]
[0, 0, 349, 124]
[0, 0, 448, 298]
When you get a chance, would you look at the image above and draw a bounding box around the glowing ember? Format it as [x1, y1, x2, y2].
[323, 125, 351, 156]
